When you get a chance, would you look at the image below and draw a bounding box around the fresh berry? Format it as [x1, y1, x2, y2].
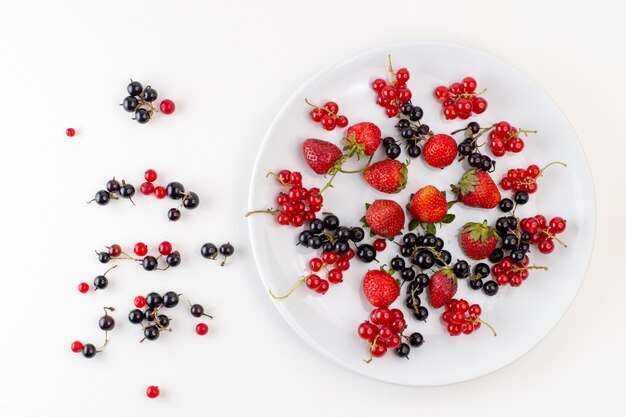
[364, 200, 404, 238]
[346, 122, 382, 156]
[302, 139, 343, 175]
[428, 269, 457, 308]
[362, 269, 400, 308]
[422, 134, 458, 168]
[409, 185, 448, 224]
[452, 170, 501, 209]
[160, 99, 175, 115]
[460, 221, 500, 260]
[146, 386, 160, 399]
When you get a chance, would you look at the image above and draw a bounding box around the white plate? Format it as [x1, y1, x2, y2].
[247, 41, 595, 385]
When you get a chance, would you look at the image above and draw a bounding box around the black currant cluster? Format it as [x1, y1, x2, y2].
[297, 214, 379, 263]
[166, 181, 200, 221]
[383, 104, 429, 160]
[77, 307, 116, 359]
[497, 192, 529, 214]
[490, 216, 531, 264]
[129, 291, 180, 342]
[398, 233, 451, 270]
[88, 177, 135, 206]
[121, 80, 159, 124]
[465, 262, 494, 293]
[389, 254, 430, 321]
[455, 121, 496, 172]
[200, 242, 235, 266]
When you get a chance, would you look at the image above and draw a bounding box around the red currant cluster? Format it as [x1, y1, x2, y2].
[70, 307, 115, 358]
[139, 169, 164, 197]
[358, 307, 407, 362]
[520, 215, 567, 254]
[500, 162, 567, 194]
[433, 77, 487, 120]
[441, 299, 495, 336]
[488, 121, 536, 156]
[246, 169, 323, 227]
[306, 99, 349, 130]
[371, 56, 412, 117]
[491, 255, 548, 287]
[129, 291, 182, 342]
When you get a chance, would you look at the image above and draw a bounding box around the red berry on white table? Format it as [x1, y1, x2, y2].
[371, 78, 387, 92]
[159, 99, 176, 115]
[154, 186, 167, 199]
[196, 323, 209, 336]
[158, 241, 172, 256]
[134, 242, 148, 257]
[139, 182, 155, 195]
[320, 115, 336, 130]
[78, 282, 89, 293]
[66, 127, 76, 137]
[134, 296, 147, 308]
[71, 341, 84, 353]
[144, 169, 157, 182]
[373, 238, 387, 252]
[146, 386, 160, 399]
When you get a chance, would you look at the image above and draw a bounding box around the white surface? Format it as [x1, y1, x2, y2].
[248, 41, 595, 385]
[0, 0, 623, 415]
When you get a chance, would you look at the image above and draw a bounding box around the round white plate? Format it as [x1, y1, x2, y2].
[247, 41, 595, 385]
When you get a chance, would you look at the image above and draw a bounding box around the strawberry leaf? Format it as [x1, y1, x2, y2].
[426, 223, 436, 234]
[408, 219, 419, 231]
[442, 214, 456, 224]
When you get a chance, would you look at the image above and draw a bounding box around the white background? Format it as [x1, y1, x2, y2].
[0, 1, 623, 416]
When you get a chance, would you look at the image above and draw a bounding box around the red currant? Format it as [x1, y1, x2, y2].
[309, 258, 323, 272]
[321, 251, 338, 264]
[396, 68, 410, 83]
[336, 259, 350, 271]
[456, 98, 472, 115]
[472, 97, 488, 114]
[328, 269, 343, 284]
[449, 82, 462, 94]
[154, 186, 167, 199]
[373, 238, 386, 252]
[371, 342, 387, 358]
[159, 99, 175, 115]
[390, 308, 404, 319]
[379, 326, 393, 340]
[310, 107, 325, 122]
[277, 170, 291, 184]
[381, 85, 397, 100]
[158, 241, 172, 256]
[315, 279, 329, 294]
[434, 86, 449, 102]
[78, 282, 89, 293]
[335, 115, 349, 128]
[134, 296, 147, 308]
[277, 213, 290, 225]
[290, 213, 305, 227]
[469, 304, 482, 316]
[462, 76, 477, 93]
[140, 181, 155, 195]
[66, 127, 76, 137]
[108, 244, 122, 257]
[443, 105, 457, 119]
[324, 101, 339, 114]
[391, 318, 406, 333]
[549, 217, 566, 233]
[358, 322, 377, 339]
[371, 78, 387, 92]
[385, 105, 399, 118]
[134, 242, 148, 257]
[144, 169, 158, 182]
[538, 239, 555, 254]
[71, 341, 84, 353]
[345, 248, 355, 260]
[397, 88, 412, 103]
[196, 323, 209, 336]
[387, 333, 402, 349]
[306, 275, 321, 290]
[146, 386, 160, 399]
[370, 307, 392, 325]
[320, 115, 336, 130]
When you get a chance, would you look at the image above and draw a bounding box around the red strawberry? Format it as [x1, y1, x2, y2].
[409, 185, 448, 224]
[363, 160, 408, 194]
[428, 269, 457, 309]
[362, 269, 400, 308]
[302, 138, 343, 175]
[460, 221, 500, 260]
[423, 134, 458, 168]
[364, 199, 404, 238]
[346, 122, 381, 156]
[452, 169, 501, 209]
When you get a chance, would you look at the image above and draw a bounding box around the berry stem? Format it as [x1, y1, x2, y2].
[177, 192, 191, 210]
[269, 277, 306, 300]
[244, 208, 281, 217]
[387, 55, 396, 86]
[266, 171, 289, 186]
[451, 88, 487, 104]
[471, 318, 497, 336]
[304, 98, 337, 117]
[540, 229, 568, 247]
[338, 155, 373, 174]
[363, 334, 380, 364]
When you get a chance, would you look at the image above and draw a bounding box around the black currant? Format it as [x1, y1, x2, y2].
[142, 256, 158, 271]
[458, 140, 473, 156]
[166, 182, 186, 199]
[417, 124, 429, 135]
[422, 234, 437, 247]
[495, 217, 510, 234]
[415, 306, 429, 321]
[434, 237, 444, 251]
[356, 244, 376, 263]
[201, 243, 218, 259]
[122, 96, 139, 112]
[510, 250, 525, 263]
[127, 80, 143, 96]
[98, 315, 115, 331]
[143, 325, 160, 341]
[400, 102, 414, 115]
[142, 86, 158, 102]
[453, 260, 470, 278]
[298, 231, 312, 247]
[514, 191, 529, 205]
[322, 242, 334, 252]
[309, 219, 324, 233]
[144, 308, 156, 321]
[410, 106, 423, 121]
[333, 240, 350, 255]
[408, 332, 424, 347]
[436, 250, 452, 266]
[415, 273, 429, 287]
[307, 235, 322, 249]
[390, 256, 405, 271]
[93, 275, 108, 290]
[401, 128, 415, 139]
[146, 292, 162, 308]
[162, 291, 179, 308]
[82, 343, 97, 358]
[386, 143, 402, 159]
[128, 309, 144, 324]
[400, 267, 416, 281]
[507, 216, 518, 230]
[405, 295, 415, 309]
[400, 245, 413, 257]
[336, 226, 351, 241]
[219, 243, 234, 257]
[467, 121, 480, 134]
[402, 233, 418, 247]
[157, 315, 170, 328]
[407, 145, 421, 158]
[134, 108, 151, 124]
[106, 178, 120, 193]
[98, 252, 110, 263]
[395, 343, 411, 357]
[474, 263, 490, 278]
[349, 227, 365, 243]
[182, 192, 200, 209]
[467, 153, 483, 168]
[489, 248, 504, 263]
[499, 198, 514, 212]
[190, 303, 205, 318]
[519, 242, 530, 252]
[480, 155, 493, 172]
[469, 278, 484, 290]
[520, 232, 531, 243]
[483, 280, 499, 296]
[415, 250, 435, 269]
[93, 190, 110, 206]
[502, 234, 518, 250]
[323, 215, 339, 231]
[382, 137, 396, 148]
[119, 183, 135, 199]
[168, 208, 181, 221]
[396, 119, 410, 129]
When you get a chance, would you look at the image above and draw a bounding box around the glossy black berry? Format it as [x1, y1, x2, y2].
[401, 128, 415, 139]
[146, 292, 162, 308]
[400, 102, 414, 115]
[128, 309, 144, 324]
[469, 278, 484, 290]
[93, 275, 108, 290]
[298, 231, 312, 247]
[94, 190, 110, 205]
[382, 137, 396, 148]
[106, 179, 120, 193]
[467, 153, 483, 168]
[467, 121, 480, 134]
[336, 226, 350, 241]
[407, 144, 421, 158]
[219, 243, 234, 257]
[309, 219, 324, 233]
[166, 251, 181, 267]
[119, 184, 135, 199]
[502, 234, 518, 250]
[390, 256, 405, 271]
[349, 227, 365, 243]
[98, 315, 115, 331]
[406, 280, 421, 294]
[144, 308, 156, 321]
[307, 235, 322, 249]
[474, 263, 490, 278]
[82, 343, 97, 358]
[400, 267, 416, 281]
[396, 119, 410, 129]
[400, 245, 413, 257]
[157, 315, 170, 328]
[422, 234, 437, 247]
[190, 303, 205, 317]
[405, 295, 416, 309]
[322, 242, 334, 252]
[182, 192, 200, 209]
[489, 248, 504, 263]
[414, 306, 429, 321]
[507, 216, 518, 230]
[453, 260, 470, 278]
[499, 198, 514, 212]
[417, 124, 429, 135]
[127, 80, 143, 96]
[415, 250, 435, 269]
[201, 243, 218, 259]
[480, 155, 493, 172]
[356, 244, 376, 263]
[166, 182, 186, 199]
[142, 256, 158, 271]
[143, 325, 160, 341]
[386, 143, 402, 159]
[333, 240, 350, 255]
[395, 343, 411, 357]
[162, 291, 179, 308]
[520, 232, 531, 243]
[483, 280, 499, 296]
[519, 242, 530, 252]
[408, 332, 424, 347]
[122, 96, 139, 112]
[510, 250, 525, 263]
[142, 86, 158, 102]
[434, 237, 445, 251]
[514, 191, 529, 205]
[323, 215, 339, 231]
[98, 252, 110, 263]
[495, 217, 510, 234]
[134, 108, 151, 124]
[436, 250, 452, 267]
[410, 106, 423, 121]
[168, 208, 181, 221]
[458, 140, 473, 156]
[415, 273, 429, 287]
[402, 233, 418, 247]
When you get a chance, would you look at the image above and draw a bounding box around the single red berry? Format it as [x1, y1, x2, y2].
[396, 68, 410, 83]
[538, 238, 555, 254]
[373, 238, 386, 252]
[456, 98, 472, 115]
[277, 169, 291, 184]
[108, 244, 122, 257]
[320, 115, 336, 130]
[462, 322, 474, 334]
[306, 274, 322, 290]
[290, 213, 305, 227]
[328, 269, 343, 284]
[144, 169, 158, 182]
[385, 105, 399, 118]
[71, 341, 84, 353]
[324, 101, 339, 114]
[500, 177, 513, 190]
[381, 85, 397, 100]
[391, 318, 406, 333]
[449, 82, 463, 94]
[396, 88, 412, 103]
[495, 121, 512, 135]
[345, 248, 355, 260]
[462, 76, 477, 93]
[309, 193, 323, 206]
[310, 107, 325, 122]
[140, 181, 155, 195]
[321, 251, 338, 264]
[160, 99, 176, 115]
[390, 308, 404, 319]
[134, 296, 147, 308]
[66, 128, 76, 137]
[303, 211, 315, 222]
[379, 326, 393, 340]
[315, 279, 329, 294]
[358, 321, 377, 339]
[290, 171, 302, 186]
[434, 86, 449, 102]
[336, 259, 350, 271]
[469, 304, 482, 316]
[549, 217, 567, 233]
[158, 241, 172, 256]
[526, 164, 540, 178]
[496, 274, 509, 285]
[457, 300, 469, 312]
[370, 307, 392, 325]
[78, 282, 89, 293]
[371, 78, 387, 92]
[146, 385, 160, 399]
[335, 115, 349, 128]
[309, 258, 323, 272]
[154, 186, 167, 199]
[443, 105, 458, 120]
[134, 242, 148, 257]
[277, 213, 291, 225]
[448, 323, 462, 336]
[196, 323, 209, 336]
[376, 94, 390, 107]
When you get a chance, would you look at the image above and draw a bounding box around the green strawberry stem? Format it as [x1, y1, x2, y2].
[469, 317, 497, 336]
[320, 143, 370, 194]
[304, 98, 337, 117]
[363, 334, 380, 364]
[269, 277, 306, 300]
[338, 155, 373, 174]
[244, 208, 281, 217]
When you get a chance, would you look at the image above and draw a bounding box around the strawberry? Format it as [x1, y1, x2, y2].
[460, 221, 500, 260]
[408, 185, 448, 224]
[363, 199, 404, 238]
[423, 134, 458, 168]
[362, 269, 400, 308]
[302, 138, 343, 175]
[363, 160, 408, 194]
[428, 269, 457, 309]
[346, 122, 381, 156]
[452, 169, 501, 209]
